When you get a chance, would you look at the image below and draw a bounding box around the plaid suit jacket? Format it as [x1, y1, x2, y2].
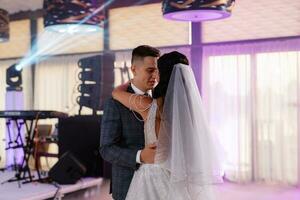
[100, 86, 145, 200]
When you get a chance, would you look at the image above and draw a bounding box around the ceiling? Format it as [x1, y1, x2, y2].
[1, 0, 299, 44]
[0, 0, 161, 15]
[0, 0, 43, 14]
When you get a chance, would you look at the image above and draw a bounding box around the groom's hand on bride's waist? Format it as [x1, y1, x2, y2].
[140, 143, 156, 164]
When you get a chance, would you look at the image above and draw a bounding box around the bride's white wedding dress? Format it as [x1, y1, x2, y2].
[126, 64, 223, 200]
[126, 99, 171, 200]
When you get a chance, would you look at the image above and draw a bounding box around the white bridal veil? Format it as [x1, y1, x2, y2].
[155, 63, 223, 200]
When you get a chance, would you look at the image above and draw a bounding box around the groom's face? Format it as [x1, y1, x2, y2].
[131, 56, 159, 91]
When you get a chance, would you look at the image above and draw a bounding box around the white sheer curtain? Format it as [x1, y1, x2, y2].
[202, 38, 300, 185]
[202, 54, 252, 183]
[255, 51, 299, 184]
[0, 59, 33, 168]
[34, 54, 96, 115]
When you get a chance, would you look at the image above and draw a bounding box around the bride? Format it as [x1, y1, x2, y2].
[112, 51, 223, 200]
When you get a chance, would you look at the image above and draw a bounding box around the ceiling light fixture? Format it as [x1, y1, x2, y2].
[162, 0, 235, 22]
[43, 0, 105, 34]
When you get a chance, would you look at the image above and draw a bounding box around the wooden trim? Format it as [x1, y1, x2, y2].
[10, 10, 45, 21]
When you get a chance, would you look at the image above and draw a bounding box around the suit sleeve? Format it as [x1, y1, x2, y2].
[100, 98, 139, 170]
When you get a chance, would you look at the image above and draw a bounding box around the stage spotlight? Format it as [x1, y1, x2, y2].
[162, 0, 235, 22]
[6, 64, 23, 91]
[0, 8, 9, 42]
[43, 0, 105, 34]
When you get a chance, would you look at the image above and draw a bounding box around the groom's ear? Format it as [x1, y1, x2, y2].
[131, 65, 136, 76]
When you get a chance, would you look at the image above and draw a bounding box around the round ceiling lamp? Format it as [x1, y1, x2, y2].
[43, 0, 105, 34]
[0, 8, 9, 42]
[162, 0, 235, 22]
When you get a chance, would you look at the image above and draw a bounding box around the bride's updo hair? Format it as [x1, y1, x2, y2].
[153, 51, 189, 99]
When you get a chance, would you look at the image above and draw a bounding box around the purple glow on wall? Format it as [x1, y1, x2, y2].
[5, 91, 24, 168]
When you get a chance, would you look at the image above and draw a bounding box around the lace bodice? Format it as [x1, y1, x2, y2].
[144, 99, 158, 145]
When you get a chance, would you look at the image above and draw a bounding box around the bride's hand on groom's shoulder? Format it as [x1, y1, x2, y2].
[140, 143, 156, 164]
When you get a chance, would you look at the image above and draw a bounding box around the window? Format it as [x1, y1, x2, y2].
[203, 48, 300, 185]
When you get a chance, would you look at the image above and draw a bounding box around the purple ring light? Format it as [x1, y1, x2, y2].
[162, 0, 235, 22]
[163, 9, 230, 22]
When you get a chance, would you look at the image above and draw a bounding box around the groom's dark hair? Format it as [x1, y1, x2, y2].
[153, 51, 189, 98]
[131, 45, 160, 64]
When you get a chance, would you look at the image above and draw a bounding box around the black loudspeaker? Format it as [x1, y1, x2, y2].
[58, 115, 111, 178]
[49, 151, 86, 184]
[77, 53, 115, 114]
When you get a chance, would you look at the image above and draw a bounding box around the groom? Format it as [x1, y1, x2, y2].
[100, 45, 160, 200]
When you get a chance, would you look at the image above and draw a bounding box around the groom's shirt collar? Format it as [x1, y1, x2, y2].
[131, 83, 152, 97]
